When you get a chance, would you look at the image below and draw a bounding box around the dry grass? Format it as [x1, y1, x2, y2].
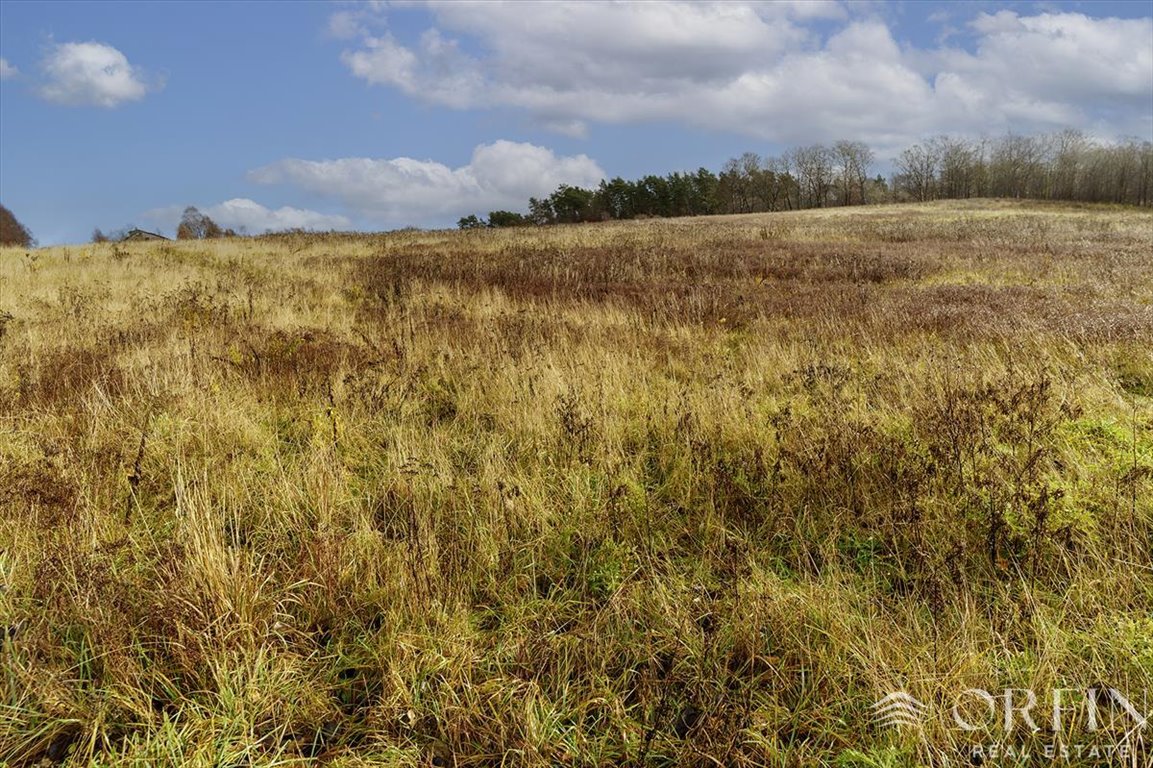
[1, 201, 1151, 767]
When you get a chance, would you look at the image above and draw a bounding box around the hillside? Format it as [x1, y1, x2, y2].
[1, 200, 1151, 766]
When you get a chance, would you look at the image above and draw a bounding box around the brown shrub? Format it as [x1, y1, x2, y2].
[214, 327, 371, 396]
[18, 345, 125, 407]
[0, 458, 78, 527]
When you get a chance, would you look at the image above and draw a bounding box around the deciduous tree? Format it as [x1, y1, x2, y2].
[0, 204, 34, 247]
[176, 206, 224, 240]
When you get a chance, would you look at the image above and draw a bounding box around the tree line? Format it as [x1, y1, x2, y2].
[2, 129, 1150, 247]
[460, 130, 1153, 229]
[893, 131, 1152, 205]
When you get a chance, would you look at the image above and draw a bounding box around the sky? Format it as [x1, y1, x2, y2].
[0, 0, 1151, 245]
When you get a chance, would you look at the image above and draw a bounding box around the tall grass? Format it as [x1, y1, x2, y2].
[1, 201, 1150, 766]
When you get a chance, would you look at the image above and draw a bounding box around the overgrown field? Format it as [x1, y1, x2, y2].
[1, 200, 1151, 766]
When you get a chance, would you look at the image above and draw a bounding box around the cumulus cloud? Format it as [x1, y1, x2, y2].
[933, 12, 1153, 124]
[38, 41, 156, 107]
[144, 199, 351, 234]
[341, 2, 814, 116]
[207, 199, 351, 232]
[249, 140, 605, 224]
[335, 2, 1153, 147]
[0, 58, 17, 80]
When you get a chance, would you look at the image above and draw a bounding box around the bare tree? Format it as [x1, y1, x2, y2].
[772, 153, 799, 210]
[791, 145, 835, 208]
[1048, 129, 1088, 201]
[1137, 140, 1153, 207]
[988, 134, 1046, 198]
[895, 142, 940, 202]
[931, 136, 984, 200]
[833, 140, 874, 205]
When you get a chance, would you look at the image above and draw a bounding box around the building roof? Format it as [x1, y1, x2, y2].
[122, 228, 170, 241]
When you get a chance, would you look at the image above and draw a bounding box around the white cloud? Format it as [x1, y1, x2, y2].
[0, 58, 17, 80]
[38, 41, 156, 107]
[943, 12, 1153, 112]
[779, 0, 848, 21]
[144, 199, 351, 234]
[207, 199, 351, 232]
[248, 140, 605, 224]
[335, 2, 1153, 148]
[342, 1, 815, 114]
[327, 10, 367, 40]
[342, 28, 484, 110]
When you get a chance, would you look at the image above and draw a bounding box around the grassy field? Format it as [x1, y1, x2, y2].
[1, 199, 1151, 766]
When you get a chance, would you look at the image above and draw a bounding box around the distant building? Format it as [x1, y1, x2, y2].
[121, 228, 169, 242]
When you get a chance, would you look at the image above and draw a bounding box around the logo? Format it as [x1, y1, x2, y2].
[872, 686, 1149, 764]
[873, 691, 928, 729]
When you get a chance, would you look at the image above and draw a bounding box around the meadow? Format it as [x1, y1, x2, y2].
[1, 199, 1151, 766]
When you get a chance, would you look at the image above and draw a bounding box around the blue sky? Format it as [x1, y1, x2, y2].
[1, 1, 1150, 245]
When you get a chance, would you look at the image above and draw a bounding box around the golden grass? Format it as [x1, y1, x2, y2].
[1, 201, 1151, 766]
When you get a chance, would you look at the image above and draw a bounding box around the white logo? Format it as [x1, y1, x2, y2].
[874, 692, 928, 729]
